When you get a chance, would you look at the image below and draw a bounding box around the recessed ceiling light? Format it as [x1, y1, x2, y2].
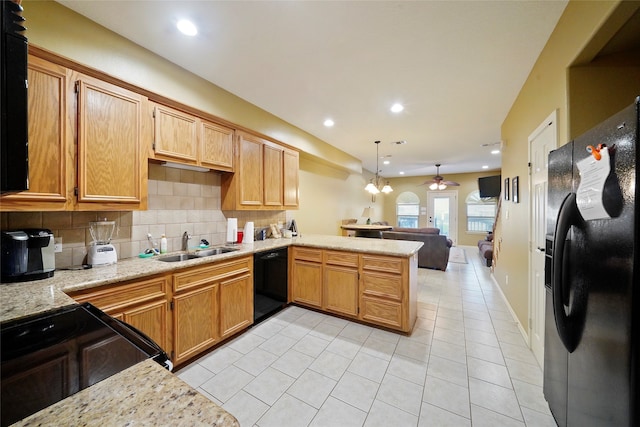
[491, 149, 500, 155]
[323, 119, 334, 127]
[177, 19, 198, 36]
[482, 165, 489, 169]
[399, 171, 405, 175]
[383, 160, 390, 165]
[390, 103, 404, 113]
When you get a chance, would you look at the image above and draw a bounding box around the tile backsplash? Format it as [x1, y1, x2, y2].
[1, 163, 286, 267]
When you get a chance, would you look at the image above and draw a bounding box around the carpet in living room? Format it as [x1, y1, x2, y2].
[449, 246, 467, 264]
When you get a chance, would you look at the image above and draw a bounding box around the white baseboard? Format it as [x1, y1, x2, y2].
[489, 273, 530, 345]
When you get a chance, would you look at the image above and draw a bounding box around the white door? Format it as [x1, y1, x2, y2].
[529, 111, 557, 367]
[427, 191, 458, 245]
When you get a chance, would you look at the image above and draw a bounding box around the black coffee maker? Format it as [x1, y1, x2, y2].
[1, 229, 55, 283]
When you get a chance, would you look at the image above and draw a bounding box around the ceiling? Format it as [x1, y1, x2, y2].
[56, 0, 568, 179]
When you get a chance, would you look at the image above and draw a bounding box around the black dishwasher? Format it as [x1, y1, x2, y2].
[253, 247, 288, 323]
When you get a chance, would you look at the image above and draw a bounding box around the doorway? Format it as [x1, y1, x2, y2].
[427, 191, 458, 245]
[528, 110, 557, 367]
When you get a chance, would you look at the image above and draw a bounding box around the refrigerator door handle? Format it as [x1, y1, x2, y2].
[552, 192, 580, 353]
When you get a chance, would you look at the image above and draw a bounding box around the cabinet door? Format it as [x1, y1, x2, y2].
[237, 133, 263, 207]
[324, 265, 358, 317]
[283, 150, 299, 208]
[200, 120, 234, 171]
[220, 273, 253, 339]
[1, 56, 70, 210]
[291, 259, 323, 308]
[122, 299, 169, 352]
[76, 75, 146, 206]
[172, 284, 219, 365]
[152, 104, 198, 163]
[360, 295, 403, 330]
[263, 143, 283, 206]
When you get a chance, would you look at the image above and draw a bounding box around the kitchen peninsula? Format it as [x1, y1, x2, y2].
[1, 235, 422, 426]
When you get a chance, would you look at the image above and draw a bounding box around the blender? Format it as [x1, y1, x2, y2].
[87, 220, 118, 266]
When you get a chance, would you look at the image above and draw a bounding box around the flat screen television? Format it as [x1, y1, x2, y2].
[478, 175, 501, 198]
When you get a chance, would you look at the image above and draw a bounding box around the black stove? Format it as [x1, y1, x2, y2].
[1, 303, 171, 426]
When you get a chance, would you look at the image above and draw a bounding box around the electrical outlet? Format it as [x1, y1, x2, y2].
[54, 237, 63, 253]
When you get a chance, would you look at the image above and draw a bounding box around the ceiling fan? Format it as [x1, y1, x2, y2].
[421, 164, 460, 190]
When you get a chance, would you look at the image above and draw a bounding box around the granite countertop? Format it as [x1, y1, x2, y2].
[1, 234, 421, 426]
[1, 235, 422, 323]
[13, 359, 240, 427]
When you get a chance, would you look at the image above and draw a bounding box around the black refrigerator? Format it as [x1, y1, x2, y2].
[544, 97, 639, 427]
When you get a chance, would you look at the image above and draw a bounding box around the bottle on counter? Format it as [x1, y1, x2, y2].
[160, 234, 167, 254]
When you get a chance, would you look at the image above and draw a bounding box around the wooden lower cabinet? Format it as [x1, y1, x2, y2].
[359, 253, 416, 333]
[290, 247, 417, 333]
[69, 255, 254, 367]
[68, 275, 170, 353]
[171, 255, 253, 365]
[172, 284, 219, 365]
[120, 299, 169, 351]
[359, 294, 403, 330]
[323, 251, 359, 318]
[291, 260, 323, 308]
[220, 272, 253, 339]
[290, 247, 323, 308]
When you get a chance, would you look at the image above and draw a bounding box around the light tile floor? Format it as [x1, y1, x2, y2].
[176, 246, 556, 427]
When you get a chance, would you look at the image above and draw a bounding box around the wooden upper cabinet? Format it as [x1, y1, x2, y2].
[75, 74, 147, 209]
[221, 131, 299, 210]
[263, 143, 283, 206]
[150, 105, 234, 172]
[200, 120, 234, 171]
[224, 131, 264, 208]
[151, 103, 198, 164]
[1, 56, 71, 211]
[283, 150, 299, 208]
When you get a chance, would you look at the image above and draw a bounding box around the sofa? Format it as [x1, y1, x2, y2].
[478, 232, 494, 267]
[381, 227, 452, 271]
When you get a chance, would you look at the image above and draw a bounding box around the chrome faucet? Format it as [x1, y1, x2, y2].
[182, 231, 192, 251]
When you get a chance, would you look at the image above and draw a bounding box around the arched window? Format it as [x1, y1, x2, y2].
[396, 191, 420, 228]
[466, 190, 497, 232]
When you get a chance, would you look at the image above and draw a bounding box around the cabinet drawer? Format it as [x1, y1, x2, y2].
[292, 247, 323, 263]
[70, 275, 168, 312]
[361, 272, 402, 301]
[324, 250, 359, 268]
[173, 256, 252, 292]
[360, 295, 403, 330]
[361, 255, 403, 274]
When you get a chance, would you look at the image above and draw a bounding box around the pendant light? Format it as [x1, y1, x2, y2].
[365, 141, 393, 196]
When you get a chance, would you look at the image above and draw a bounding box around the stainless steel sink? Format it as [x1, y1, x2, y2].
[156, 253, 199, 262]
[194, 247, 239, 257]
[156, 247, 239, 262]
